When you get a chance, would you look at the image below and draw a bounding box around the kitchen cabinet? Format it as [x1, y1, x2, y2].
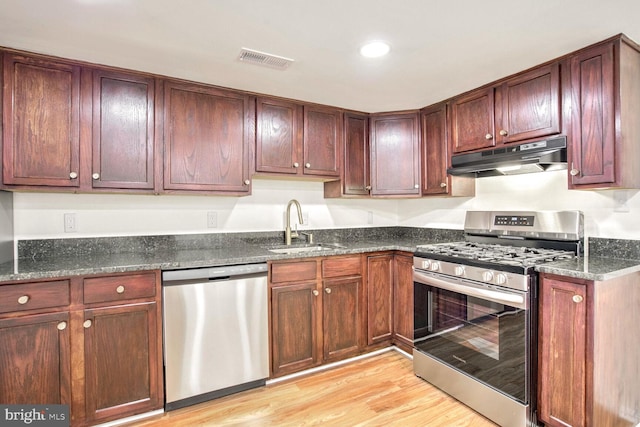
[0, 271, 163, 427]
[420, 102, 474, 197]
[2, 53, 81, 188]
[450, 62, 560, 153]
[255, 96, 303, 175]
[567, 35, 640, 189]
[269, 255, 363, 377]
[370, 111, 421, 196]
[392, 252, 413, 352]
[163, 80, 253, 194]
[366, 253, 394, 345]
[256, 98, 342, 179]
[324, 111, 370, 197]
[538, 272, 640, 427]
[90, 69, 157, 191]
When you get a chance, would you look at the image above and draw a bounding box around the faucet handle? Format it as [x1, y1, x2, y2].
[300, 232, 314, 244]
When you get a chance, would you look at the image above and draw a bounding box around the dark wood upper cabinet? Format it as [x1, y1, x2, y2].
[255, 97, 302, 175]
[567, 35, 640, 189]
[91, 70, 156, 190]
[421, 103, 449, 195]
[302, 104, 342, 177]
[370, 111, 421, 196]
[2, 53, 81, 187]
[451, 62, 560, 153]
[450, 87, 495, 153]
[163, 80, 253, 194]
[495, 63, 560, 144]
[342, 112, 370, 195]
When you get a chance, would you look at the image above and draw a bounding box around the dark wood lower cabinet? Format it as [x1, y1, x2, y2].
[323, 276, 363, 361]
[83, 302, 161, 424]
[392, 253, 413, 351]
[538, 272, 640, 427]
[366, 253, 394, 345]
[0, 312, 71, 405]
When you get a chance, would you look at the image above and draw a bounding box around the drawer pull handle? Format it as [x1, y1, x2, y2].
[325, 287, 332, 294]
[572, 295, 583, 303]
[116, 285, 125, 294]
[83, 320, 92, 329]
[57, 322, 67, 331]
[17, 295, 29, 305]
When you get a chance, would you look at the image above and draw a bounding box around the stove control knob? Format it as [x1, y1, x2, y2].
[430, 262, 440, 272]
[482, 271, 494, 282]
[421, 260, 431, 270]
[495, 273, 508, 285]
[454, 266, 465, 276]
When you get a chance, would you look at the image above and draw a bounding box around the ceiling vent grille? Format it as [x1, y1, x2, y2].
[238, 48, 294, 70]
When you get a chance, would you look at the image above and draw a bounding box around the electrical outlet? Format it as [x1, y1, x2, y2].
[64, 213, 76, 233]
[207, 211, 218, 228]
[367, 211, 374, 225]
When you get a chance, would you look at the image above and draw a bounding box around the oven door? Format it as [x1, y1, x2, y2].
[413, 268, 531, 404]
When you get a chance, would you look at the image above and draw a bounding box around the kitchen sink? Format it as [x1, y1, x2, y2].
[267, 243, 346, 254]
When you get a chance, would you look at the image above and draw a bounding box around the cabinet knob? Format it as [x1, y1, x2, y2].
[83, 320, 92, 329]
[243, 179, 250, 185]
[570, 169, 580, 176]
[57, 321, 67, 331]
[572, 294, 583, 303]
[414, 184, 419, 189]
[499, 129, 508, 136]
[17, 295, 30, 305]
[325, 287, 331, 294]
[440, 182, 447, 188]
[116, 285, 125, 294]
[485, 133, 493, 140]
[312, 290, 319, 296]
[92, 173, 100, 180]
[69, 172, 78, 179]
[305, 163, 311, 168]
[293, 162, 300, 168]
[365, 186, 372, 191]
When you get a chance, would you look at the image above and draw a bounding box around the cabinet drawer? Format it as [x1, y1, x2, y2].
[0, 280, 70, 314]
[271, 261, 317, 284]
[322, 256, 361, 278]
[83, 273, 156, 304]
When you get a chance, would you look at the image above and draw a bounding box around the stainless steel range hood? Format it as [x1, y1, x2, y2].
[447, 136, 567, 177]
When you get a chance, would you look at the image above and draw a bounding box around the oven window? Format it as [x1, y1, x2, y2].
[414, 281, 528, 403]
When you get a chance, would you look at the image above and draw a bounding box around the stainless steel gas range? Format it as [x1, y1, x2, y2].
[413, 210, 583, 427]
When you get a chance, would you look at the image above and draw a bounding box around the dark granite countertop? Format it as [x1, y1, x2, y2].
[2, 229, 640, 283]
[0, 227, 463, 282]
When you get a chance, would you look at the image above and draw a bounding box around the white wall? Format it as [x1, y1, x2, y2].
[13, 171, 640, 240]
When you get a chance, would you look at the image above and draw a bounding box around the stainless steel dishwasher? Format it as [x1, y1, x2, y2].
[162, 263, 269, 411]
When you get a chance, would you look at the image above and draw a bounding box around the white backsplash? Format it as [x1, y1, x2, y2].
[12, 170, 640, 240]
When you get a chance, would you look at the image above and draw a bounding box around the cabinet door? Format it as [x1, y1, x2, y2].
[495, 63, 560, 144]
[323, 276, 362, 361]
[366, 254, 394, 345]
[271, 282, 320, 376]
[83, 302, 161, 423]
[421, 103, 449, 195]
[2, 53, 80, 187]
[393, 253, 413, 350]
[538, 276, 587, 427]
[370, 112, 421, 196]
[163, 81, 252, 193]
[568, 42, 616, 186]
[450, 87, 495, 153]
[92, 70, 155, 190]
[303, 105, 342, 177]
[343, 112, 370, 195]
[0, 312, 70, 405]
[256, 97, 302, 174]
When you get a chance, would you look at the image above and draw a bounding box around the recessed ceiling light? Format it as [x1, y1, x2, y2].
[359, 41, 391, 58]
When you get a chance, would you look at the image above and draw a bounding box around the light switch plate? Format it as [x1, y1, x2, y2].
[64, 213, 77, 233]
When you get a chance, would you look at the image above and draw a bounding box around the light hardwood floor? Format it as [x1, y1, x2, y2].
[128, 350, 498, 426]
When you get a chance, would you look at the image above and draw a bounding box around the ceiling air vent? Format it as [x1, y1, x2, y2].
[238, 48, 294, 70]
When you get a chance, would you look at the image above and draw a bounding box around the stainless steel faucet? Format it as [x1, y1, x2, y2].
[285, 199, 304, 245]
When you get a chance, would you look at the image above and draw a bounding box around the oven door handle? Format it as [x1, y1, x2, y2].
[413, 270, 527, 309]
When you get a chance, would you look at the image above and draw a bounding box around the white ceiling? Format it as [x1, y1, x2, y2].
[1, 0, 640, 113]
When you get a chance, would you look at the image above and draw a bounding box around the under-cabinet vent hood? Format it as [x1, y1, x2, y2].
[447, 136, 567, 177]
